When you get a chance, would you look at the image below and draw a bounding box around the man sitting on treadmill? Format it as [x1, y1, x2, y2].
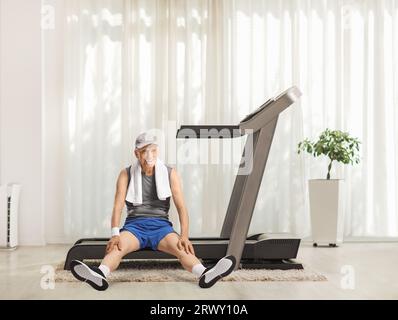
[70, 132, 236, 291]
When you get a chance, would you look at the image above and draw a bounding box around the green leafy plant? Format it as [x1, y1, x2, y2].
[298, 129, 361, 180]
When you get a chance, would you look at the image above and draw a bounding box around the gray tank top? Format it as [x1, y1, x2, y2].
[125, 165, 173, 220]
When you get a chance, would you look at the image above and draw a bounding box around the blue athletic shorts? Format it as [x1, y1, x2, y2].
[120, 217, 178, 250]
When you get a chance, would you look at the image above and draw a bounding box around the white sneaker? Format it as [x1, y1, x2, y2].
[70, 260, 109, 291]
[199, 255, 236, 288]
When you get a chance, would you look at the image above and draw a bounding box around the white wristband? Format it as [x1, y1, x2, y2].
[111, 227, 120, 237]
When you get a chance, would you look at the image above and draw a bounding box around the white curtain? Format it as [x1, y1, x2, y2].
[62, 0, 398, 240]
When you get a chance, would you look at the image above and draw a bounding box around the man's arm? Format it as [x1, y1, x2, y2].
[170, 168, 189, 237]
[106, 169, 128, 253]
[170, 168, 194, 254]
[111, 169, 129, 228]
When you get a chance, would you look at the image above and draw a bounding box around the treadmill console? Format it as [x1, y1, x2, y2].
[240, 98, 275, 123]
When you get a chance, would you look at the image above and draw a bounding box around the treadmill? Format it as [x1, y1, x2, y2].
[64, 86, 303, 271]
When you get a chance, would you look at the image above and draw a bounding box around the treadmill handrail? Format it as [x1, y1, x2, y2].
[176, 86, 302, 139]
[176, 125, 243, 139]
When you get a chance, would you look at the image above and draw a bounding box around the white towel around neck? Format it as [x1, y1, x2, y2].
[125, 159, 172, 205]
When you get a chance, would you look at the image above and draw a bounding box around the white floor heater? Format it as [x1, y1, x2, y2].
[0, 184, 21, 249]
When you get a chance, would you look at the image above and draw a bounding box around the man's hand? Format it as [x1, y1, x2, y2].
[106, 235, 121, 254]
[177, 236, 195, 255]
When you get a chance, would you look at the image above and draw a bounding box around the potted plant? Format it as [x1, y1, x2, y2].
[298, 129, 361, 247]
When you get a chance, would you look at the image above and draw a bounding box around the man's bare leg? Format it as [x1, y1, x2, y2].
[157, 233, 201, 272]
[70, 231, 140, 291]
[101, 231, 140, 272]
[157, 232, 236, 288]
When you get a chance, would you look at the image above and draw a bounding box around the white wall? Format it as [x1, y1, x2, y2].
[0, 0, 44, 245]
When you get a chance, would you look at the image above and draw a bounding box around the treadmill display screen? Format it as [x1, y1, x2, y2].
[240, 98, 274, 123]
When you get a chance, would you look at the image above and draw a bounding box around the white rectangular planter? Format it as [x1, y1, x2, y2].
[308, 179, 345, 246]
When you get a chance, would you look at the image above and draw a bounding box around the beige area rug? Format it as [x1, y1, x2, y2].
[55, 260, 327, 283]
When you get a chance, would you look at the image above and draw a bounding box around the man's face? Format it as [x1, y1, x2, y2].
[135, 144, 158, 168]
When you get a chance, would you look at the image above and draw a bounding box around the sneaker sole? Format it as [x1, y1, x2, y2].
[70, 260, 109, 291]
[199, 255, 236, 289]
